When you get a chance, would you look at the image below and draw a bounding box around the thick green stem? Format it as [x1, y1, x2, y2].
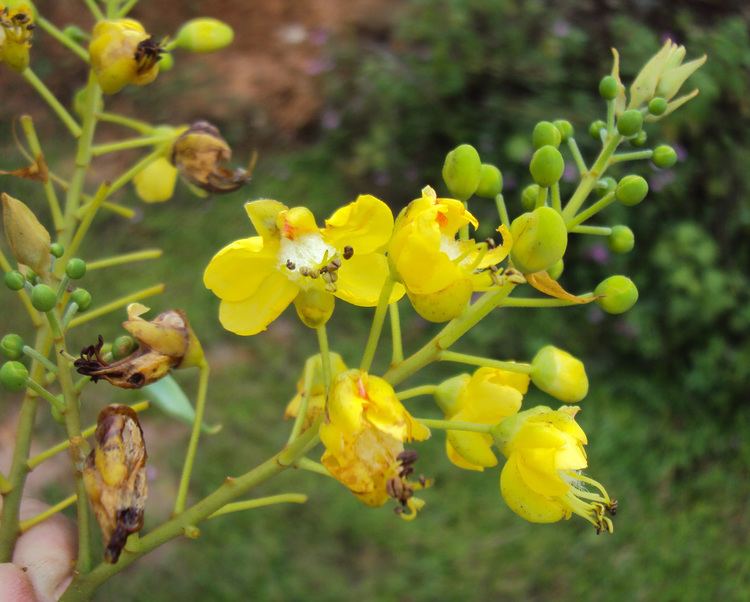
[360, 278, 395, 372]
[565, 191, 616, 230]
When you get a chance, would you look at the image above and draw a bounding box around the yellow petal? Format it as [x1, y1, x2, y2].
[323, 194, 394, 255]
[446, 440, 485, 471]
[278, 206, 319, 239]
[500, 456, 566, 523]
[481, 367, 530, 395]
[460, 371, 524, 421]
[447, 430, 497, 468]
[203, 236, 277, 302]
[516, 448, 569, 496]
[395, 227, 464, 295]
[335, 253, 404, 307]
[244, 199, 287, 239]
[217, 270, 298, 335]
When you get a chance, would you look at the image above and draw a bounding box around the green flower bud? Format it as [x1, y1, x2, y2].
[588, 120, 606, 140]
[50, 242, 64, 258]
[616, 175, 649, 206]
[529, 145, 564, 187]
[31, 284, 56, 312]
[1, 334, 25, 360]
[510, 206, 568, 274]
[65, 258, 87, 280]
[521, 184, 539, 211]
[159, 52, 175, 72]
[70, 288, 92, 311]
[434, 373, 471, 417]
[648, 97, 668, 116]
[4, 270, 25, 291]
[595, 176, 617, 198]
[175, 18, 235, 53]
[599, 75, 618, 100]
[547, 258, 564, 280]
[616, 109, 644, 137]
[0, 361, 29, 392]
[652, 145, 677, 169]
[631, 130, 648, 147]
[608, 225, 635, 254]
[2, 193, 51, 276]
[112, 335, 138, 360]
[530, 345, 588, 403]
[553, 119, 574, 142]
[595, 275, 639, 314]
[442, 144, 482, 200]
[475, 164, 503, 198]
[531, 121, 561, 149]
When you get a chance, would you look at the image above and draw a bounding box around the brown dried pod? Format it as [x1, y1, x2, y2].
[82, 405, 148, 564]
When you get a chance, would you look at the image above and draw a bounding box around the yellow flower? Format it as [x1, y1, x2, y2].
[0, 3, 35, 72]
[439, 367, 528, 471]
[320, 370, 430, 518]
[495, 406, 616, 533]
[389, 186, 511, 322]
[133, 156, 178, 203]
[284, 352, 348, 429]
[204, 195, 404, 336]
[89, 19, 164, 95]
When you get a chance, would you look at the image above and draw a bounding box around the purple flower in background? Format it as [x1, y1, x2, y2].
[321, 109, 341, 130]
[673, 143, 688, 161]
[305, 57, 335, 76]
[309, 28, 330, 47]
[552, 20, 571, 38]
[586, 243, 610, 265]
[563, 162, 578, 182]
[503, 172, 517, 191]
[650, 170, 675, 192]
[374, 171, 391, 187]
[614, 319, 639, 340]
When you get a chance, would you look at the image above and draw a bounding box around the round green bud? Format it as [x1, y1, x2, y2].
[510, 206, 568, 274]
[521, 184, 540, 211]
[70, 288, 92, 311]
[175, 18, 235, 53]
[529, 145, 564, 187]
[31, 284, 56, 312]
[553, 119, 574, 142]
[598, 75, 618, 100]
[65, 258, 87, 280]
[588, 120, 606, 140]
[50, 401, 66, 425]
[652, 145, 678, 169]
[547, 258, 564, 280]
[530, 345, 588, 403]
[595, 275, 639, 314]
[617, 109, 643, 137]
[475, 164, 503, 198]
[50, 242, 64, 258]
[442, 144, 482, 200]
[531, 121, 561, 149]
[4, 270, 25, 291]
[0, 361, 29, 392]
[1, 334, 25, 360]
[648, 97, 668, 116]
[616, 175, 649, 206]
[159, 52, 175, 72]
[112, 335, 138, 360]
[631, 130, 648, 147]
[608, 225, 635, 254]
[595, 176, 617, 198]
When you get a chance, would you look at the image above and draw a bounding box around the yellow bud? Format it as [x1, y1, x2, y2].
[133, 157, 178, 203]
[434, 373, 470, 417]
[294, 288, 335, 329]
[175, 18, 234, 53]
[1, 193, 51, 275]
[0, 3, 35, 72]
[530, 345, 588, 403]
[407, 277, 473, 322]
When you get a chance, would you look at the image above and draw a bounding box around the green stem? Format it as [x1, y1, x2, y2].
[535, 186, 548, 208]
[551, 183, 562, 213]
[570, 225, 611, 236]
[438, 350, 532, 374]
[0, 474, 12, 495]
[20, 494, 78, 532]
[415, 418, 493, 434]
[360, 278, 395, 372]
[606, 99, 615, 134]
[87, 249, 163, 271]
[67, 284, 165, 329]
[316, 326, 332, 390]
[24, 378, 65, 412]
[494, 193, 510, 230]
[116, 0, 139, 18]
[566, 138, 587, 175]
[107, 145, 169, 197]
[565, 191, 616, 230]
[91, 134, 176, 157]
[208, 494, 308, 520]
[295, 458, 331, 478]
[96, 112, 154, 135]
[60, 183, 110, 272]
[287, 359, 314, 444]
[21, 69, 82, 138]
[610, 149, 654, 164]
[499, 293, 594, 308]
[389, 302, 404, 365]
[396, 384, 437, 401]
[173, 363, 211, 515]
[37, 17, 89, 62]
[83, 0, 105, 20]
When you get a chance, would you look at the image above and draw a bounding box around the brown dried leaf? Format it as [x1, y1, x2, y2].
[0, 154, 49, 183]
[526, 271, 597, 304]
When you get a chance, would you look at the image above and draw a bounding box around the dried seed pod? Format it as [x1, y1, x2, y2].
[82, 405, 147, 564]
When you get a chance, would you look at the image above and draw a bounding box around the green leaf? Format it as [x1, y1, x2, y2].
[143, 375, 221, 434]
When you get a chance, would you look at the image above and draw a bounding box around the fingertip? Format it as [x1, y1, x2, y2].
[0, 563, 38, 601]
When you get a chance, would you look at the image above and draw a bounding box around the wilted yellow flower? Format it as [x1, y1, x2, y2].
[89, 19, 164, 95]
[389, 186, 511, 322]
[0, 2, 35, 72]
[204, 195, 404, 335]
[494, 406, 616, 533]
[284, 352, 348, 428]
[320, 370, 431, 518]
[133, 156, 178, 203]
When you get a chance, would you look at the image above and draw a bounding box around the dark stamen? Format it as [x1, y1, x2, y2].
[343, 246, 354, 260]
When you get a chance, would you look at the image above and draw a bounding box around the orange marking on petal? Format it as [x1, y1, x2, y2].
[357, 377, 369, 400]
[282, 221, 296, 240]
[436, 212, 448, 227]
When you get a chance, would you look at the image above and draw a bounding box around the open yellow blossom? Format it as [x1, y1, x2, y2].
[494, 406, 616, 533]
[204, 195, 404, 336]
[389, 186, 511, 322]
[438, 368, 528, 471]
[0, 2, 35, 72]
[284, 352, 348, 428]
[320, 370, 430, 519]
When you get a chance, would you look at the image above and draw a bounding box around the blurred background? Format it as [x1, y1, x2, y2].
[1, 0, 749, 600]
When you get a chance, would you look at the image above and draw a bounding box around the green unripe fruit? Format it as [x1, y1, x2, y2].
[598, 75, 618, 100]
[530, 346, 588, 403]
[521, 184, 540, 211]
[65, 258, 87, 280]
[510, 206, 568, 274]
[648, 97, 668, 116]
[595, 275, 639, 314]
[1, 361, 29, 392]
[617, 109, 644, 137]
[608, 225, 635, 254]
[112, 335, 138, 360]
[547, 258, 564, 280]
[553, 119, 573, 141]
[1, 334, 25, 360]
[589, 120, 606, 140]
[70, 288, 92, 311]
[475, 164, 503, 198]
[175, 18, 235, 53]
[652, 145, 678, 169]
[595, 177, 617, 198]
[616, 175, 649, 206]
[631, 130, 648, 147]
[529, 145, 564, 187]
[442, 144, 482, 200]
[31, 284, 56, 312]
[50, 243, 64, 258]
[4, 270, 25, 291]
[531, 121, 561, 149]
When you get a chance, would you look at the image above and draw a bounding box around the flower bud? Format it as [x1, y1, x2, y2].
[616, 175, 648, 206]
[1, 333, 24, 360]
[531, 121, 561, 149]
[599, 75, 618, 100]
[475, 164, 503, 198]
[521, 184, 539, 211]
[616, 109, 643, 137]
[652, 145, 677, 169]
[50, 242, 64, 258]
[294, 287, 335, 329]
[547, 258, 564, 280]
[0, 360, 28, 392]
[442, 144, 482, 200]
[2, 193, 51, 276]
[71, 288, 92, 311]
[529, 146, 564, 187]
[595, 176, 617, 198]
[4, 269, 25, 291]
[648, 97, 667, 116]
[407, 277, 473, 323]
[175, 18, 234, 53]
[434, 373, 470, 417]
[158, 51, 174, 71]
[530, 345, 588, 403]
[111, 335, 138, 360]
[630, 130, 648, 147]
[30, 283, 55, 312]
[553, 119, 573, 142]
[65, 257, 87, 280]
[0, 3, 35, 72]
[510, 206, 568, 274]
[595, 275, 638, 314]
[133, 156, 178, 203]
[608, 225, 634, 254]
[588, 120, 605, 140]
